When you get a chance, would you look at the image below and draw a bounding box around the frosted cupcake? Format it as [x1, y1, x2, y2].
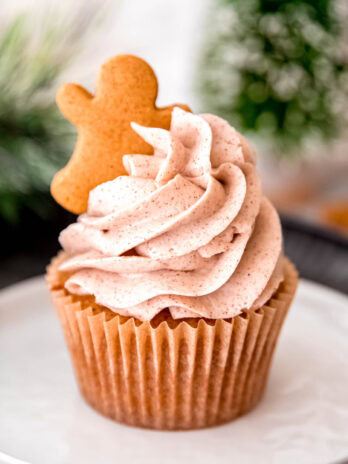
[48, 103, 297, 430]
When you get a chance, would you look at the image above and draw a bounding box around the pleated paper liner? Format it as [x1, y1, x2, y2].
[47, 253, 298, 430]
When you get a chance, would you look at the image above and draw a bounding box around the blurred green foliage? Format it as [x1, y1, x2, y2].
[198, 0, 348, 153]
[0, 11, 97, 224]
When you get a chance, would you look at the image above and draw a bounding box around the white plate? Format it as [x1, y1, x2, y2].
[0, 277, 348, 464]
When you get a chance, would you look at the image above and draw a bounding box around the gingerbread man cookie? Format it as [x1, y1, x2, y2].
[51, 55, 191, 213]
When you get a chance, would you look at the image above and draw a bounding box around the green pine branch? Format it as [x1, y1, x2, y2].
[0, 10, 99, 223]
[197, 0, 348, 155]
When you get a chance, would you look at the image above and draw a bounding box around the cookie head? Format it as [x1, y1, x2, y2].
[96, 55, 158, 107]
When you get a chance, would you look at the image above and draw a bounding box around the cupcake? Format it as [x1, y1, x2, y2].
[47, 55, 298, 430]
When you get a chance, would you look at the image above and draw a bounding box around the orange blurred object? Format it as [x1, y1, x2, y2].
[321, 200, 348, 235]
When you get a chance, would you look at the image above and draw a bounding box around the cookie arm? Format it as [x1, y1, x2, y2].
[152, 103, 191, 127]
[56, 84, 93, 125]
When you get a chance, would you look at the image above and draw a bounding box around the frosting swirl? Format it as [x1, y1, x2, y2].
[59, 108, 283, 320]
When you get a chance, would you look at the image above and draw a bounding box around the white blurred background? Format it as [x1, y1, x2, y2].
[3, 0, 209, 107]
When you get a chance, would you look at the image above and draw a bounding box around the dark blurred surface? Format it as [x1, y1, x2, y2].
[0, 214, 347, 293]
[281, 215, 348, 295]
[0, 204, 74, 289]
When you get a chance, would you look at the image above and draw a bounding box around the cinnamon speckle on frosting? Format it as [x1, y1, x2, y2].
[59, 108, 283, 321]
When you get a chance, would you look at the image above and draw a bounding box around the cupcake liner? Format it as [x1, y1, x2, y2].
[47, 254, 298, 430]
